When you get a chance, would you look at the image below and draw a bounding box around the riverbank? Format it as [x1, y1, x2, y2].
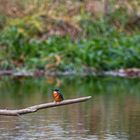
[0, 1, 140, 73]
[0, 68, 140, 78]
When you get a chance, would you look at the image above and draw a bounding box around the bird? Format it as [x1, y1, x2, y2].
[52, 89, 64, 103]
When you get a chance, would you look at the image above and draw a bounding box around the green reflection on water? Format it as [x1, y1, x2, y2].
[0, 76, 140, 140]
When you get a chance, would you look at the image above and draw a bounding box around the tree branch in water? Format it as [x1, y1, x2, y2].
[0, 96, 92, 116]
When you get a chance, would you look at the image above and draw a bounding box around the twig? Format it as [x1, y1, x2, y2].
[0, 96, 92, 116]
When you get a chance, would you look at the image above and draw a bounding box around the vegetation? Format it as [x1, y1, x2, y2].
[0, 0, 140, 73]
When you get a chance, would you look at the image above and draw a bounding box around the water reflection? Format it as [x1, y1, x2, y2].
[0, 76, 140, 139]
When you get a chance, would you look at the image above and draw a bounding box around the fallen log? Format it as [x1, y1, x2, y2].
[0, 96, 91, 116]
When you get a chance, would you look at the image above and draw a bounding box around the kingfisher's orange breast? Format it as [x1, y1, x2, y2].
[53, 92, 63, 102]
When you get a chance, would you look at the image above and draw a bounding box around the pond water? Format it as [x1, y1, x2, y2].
[0, 76, 140, 140]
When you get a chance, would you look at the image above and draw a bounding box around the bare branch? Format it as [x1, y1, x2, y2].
[0, 96, 92, 116]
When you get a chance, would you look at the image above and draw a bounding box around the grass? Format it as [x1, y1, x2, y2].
[0, 1, 140, 72]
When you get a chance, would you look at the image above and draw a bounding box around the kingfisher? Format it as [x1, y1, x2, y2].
[52, 89, 64, 102]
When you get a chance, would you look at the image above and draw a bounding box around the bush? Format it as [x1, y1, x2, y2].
[0, 14, 140, 71]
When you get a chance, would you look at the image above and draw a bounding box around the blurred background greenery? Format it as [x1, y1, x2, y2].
[0, 0, 140, 72]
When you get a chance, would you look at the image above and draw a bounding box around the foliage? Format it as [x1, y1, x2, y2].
[0, 1, 140, 72]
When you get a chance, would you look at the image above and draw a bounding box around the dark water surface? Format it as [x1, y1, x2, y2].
[0, 76, 140, 140]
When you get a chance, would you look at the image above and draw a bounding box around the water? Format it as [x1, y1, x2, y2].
[0, 76, 140, 140]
